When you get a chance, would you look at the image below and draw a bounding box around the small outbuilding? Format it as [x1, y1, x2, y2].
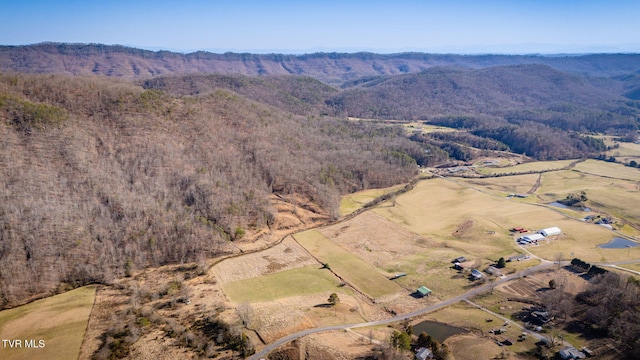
[471, 269, 484, 280]
[539, 227, 562, 237]
[416, 286, 432, 297]
[453, 256, 468, 263]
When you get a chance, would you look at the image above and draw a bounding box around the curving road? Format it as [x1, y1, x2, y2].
[249, 261, 562, 360]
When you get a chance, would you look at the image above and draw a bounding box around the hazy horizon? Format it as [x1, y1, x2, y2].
[2, 0, 640, 55]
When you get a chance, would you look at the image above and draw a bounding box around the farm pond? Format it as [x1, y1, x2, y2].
[412, 320, 467, 343]
[598, 237, 640, 249]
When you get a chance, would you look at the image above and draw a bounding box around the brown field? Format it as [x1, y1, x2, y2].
[339, 185, 404, 215]
[459, 173, 540, 197]
[446, 335, 510, 360]
[0, 286, 96, 360]
[211, 236, 317, 284]
[476, 160, 576, 175]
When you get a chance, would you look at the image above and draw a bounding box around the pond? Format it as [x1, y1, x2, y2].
[598, 237, 640, 249]
[412, 320, 467, 343]
[548, 201, 591, 212]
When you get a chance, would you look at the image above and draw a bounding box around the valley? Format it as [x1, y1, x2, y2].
[1, 45, 640, 359]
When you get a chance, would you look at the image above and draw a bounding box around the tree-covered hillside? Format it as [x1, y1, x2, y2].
[0, 73, 419, 307]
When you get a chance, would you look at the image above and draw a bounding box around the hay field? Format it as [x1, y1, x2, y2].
[606, 141, 640, 157]
[0, 285, 96, 360]
[537, 169, 640, 229]
[373, 178, 634, 263]
[476, 160, 575, 175]
[573, 159, 640, 182]
[294, 229, 401, 298]
[339, 185, 403, 216]
[459, 174, 540, 197]
[222, 265, 345, 303]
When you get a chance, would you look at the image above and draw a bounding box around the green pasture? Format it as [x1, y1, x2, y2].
[294, 230, 401, 298]
[0, 285, 96, 360]
[476, 160, 575, 175]
[339, 185, 403, 216]
[222, 265, 346, 303]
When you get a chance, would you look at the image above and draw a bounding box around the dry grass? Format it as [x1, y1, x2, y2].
[221, 265, 345, 303]
[294, 229, 401, 298]
[459, 174, 540, 197]
[339, 185, 403, 215]
[211, 236, 317, 284]
[0, 285, 96, 360]
[373, 178, 638, 264]
[573, 159, 640, 182]
[476, 160, 576, 175]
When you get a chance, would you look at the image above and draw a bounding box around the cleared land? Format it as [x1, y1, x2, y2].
[339, 184, 403, 216]
[372, 178, 636, 264]
[476, 159, 576, 175]
[0, 285, 96, 360]
[460, 173, 540, 197]
[222, 265, 344, 303]
[294, 229, 401, 298]
[212, 236, 317, 284]
[573, 159, 640, 182]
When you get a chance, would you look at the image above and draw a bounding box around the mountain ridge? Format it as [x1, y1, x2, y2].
[3, 43, 640, 85]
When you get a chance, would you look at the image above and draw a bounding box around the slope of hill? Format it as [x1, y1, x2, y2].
[140, 74, 338, 115]
[0, 73, 419, 308]
[3, 43, 640, 85]
[328, 64, 621, 118]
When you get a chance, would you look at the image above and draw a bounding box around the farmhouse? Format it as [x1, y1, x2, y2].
[416, 286, 432, 297]
[485, 266, 502, 276]
[558, 346, 586, 359]
[539, 227, 561, 237]
[508, 254, 528, 262]
[518, 233, 545, 243]
[415, 347, 433, 360]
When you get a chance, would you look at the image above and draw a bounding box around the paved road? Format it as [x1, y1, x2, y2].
[249, 261, 561, 360]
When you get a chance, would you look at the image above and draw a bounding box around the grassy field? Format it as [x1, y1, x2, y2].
[459, 174, 540, 197]
[372, 178, 637, 264]
[294, 229, 401, 298]
[476, 160, 576, 175]
[0, 285, 96, 360]
[222, 265, 347, 303]
[339, 185, 403, 216]
[573, 159, 640, 182]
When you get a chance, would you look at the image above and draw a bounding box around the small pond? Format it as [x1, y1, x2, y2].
[598, 237, 640, 249]
[548, 201, 591, 212]
[412, 320, 467, 343]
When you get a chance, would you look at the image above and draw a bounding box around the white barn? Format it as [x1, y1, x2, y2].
[519, 233, 545, 243]
[539, 227, 561, 237]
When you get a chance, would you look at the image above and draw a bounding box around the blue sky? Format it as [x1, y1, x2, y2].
[1, 0, 639, 54]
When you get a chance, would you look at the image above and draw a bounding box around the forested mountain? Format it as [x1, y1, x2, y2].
[0, 73, 419, 307]
[3, 43, 640, 85]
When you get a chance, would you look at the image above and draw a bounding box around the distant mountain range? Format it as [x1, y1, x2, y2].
[2, 43, 640, 85]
